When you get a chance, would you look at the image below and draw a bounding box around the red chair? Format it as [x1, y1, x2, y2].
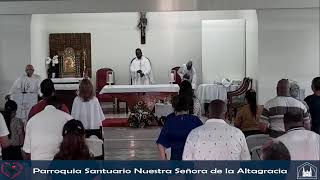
[171, 66, 182, 85]
[96, 68, 128, 114]
[96, 68, 116, 113]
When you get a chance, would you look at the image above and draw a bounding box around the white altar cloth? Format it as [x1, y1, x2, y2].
[99, 84, 179, 94]
[51, 78, 82, 91]
[196, 84, 239, 103]
[51, 78, 83, 83]
[54, 84, 79, 91]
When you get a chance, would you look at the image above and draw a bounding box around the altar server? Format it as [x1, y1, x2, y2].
[71, 79, 105, 130]
[129, 48, 154, 85]
[6, 65, 41, 122]
[178, 61, 197, 90]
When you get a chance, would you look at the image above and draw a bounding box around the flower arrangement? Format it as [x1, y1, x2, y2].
[45, 55, 59, 66]
[128, 101, 156, 128]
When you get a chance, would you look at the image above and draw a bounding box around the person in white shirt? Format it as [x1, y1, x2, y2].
[183, 99, 250, 160]
[6, 65, 41, 122]
[0, 114, 10, 149]
[22, 96, 73, 160]
[129, 48, 154, 85]
[71, 79, 105, 130]
[273, 111, 320, 160]
[178, 61, 197, 90]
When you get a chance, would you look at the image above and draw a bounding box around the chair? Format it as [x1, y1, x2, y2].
[227, 77, 253, 121]
[246, 134, 273, 160]
[250, 146, 262, 160]
[171, 67, 182, 84]
[246, 134, 273, 150]
[86, 135, 104, 159]
[96, 68, 128, 114]
[96, 68, 116, 113]
[85, 127, 104, 160]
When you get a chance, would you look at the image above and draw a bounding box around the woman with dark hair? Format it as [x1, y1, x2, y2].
[71, 79, 105, 130]
[54, 120, 92, 160]
[179, 80, 201, 117]
[235, 90, 263, 137]
[157, 95, 203, 160]
[1, 99, 24, 160]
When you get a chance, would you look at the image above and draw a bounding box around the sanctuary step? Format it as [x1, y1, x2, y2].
[103, 127, 161, 160]
[102, 113, 129, 127]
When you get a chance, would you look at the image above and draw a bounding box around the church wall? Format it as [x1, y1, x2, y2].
[30, 10, 258, 89]
[0, 15, 31, 108]
[0, 0, 318, 14]
[257, 8, 320, 104]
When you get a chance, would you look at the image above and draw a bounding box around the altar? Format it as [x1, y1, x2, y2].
[99, 84, 179, 111]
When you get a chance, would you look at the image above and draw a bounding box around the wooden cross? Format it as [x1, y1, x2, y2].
[138, 12, 147, 44]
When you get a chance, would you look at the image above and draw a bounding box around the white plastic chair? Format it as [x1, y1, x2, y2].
[246, 134, 273, 151]
[86, 135, 104, 157]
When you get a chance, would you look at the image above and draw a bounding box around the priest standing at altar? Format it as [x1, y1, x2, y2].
[178, 61, 197, 90]
[129, 48, 154, 85]
[6, 65, 41, 122]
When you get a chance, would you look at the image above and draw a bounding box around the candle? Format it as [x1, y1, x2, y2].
[108, 73, 113, 84]
[170, 73, 175, 82]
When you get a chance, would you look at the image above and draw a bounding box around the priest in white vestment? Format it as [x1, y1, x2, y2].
[178, 61, 197, 90]
[129, 48, 154, 85]
[7, 65, 41, 122]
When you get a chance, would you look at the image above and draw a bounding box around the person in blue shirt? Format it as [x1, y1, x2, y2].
[304, 77, 320, 134]
[157, 95, 203, 160]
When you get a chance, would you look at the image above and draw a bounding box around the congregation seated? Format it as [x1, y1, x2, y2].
[54, 120, 92, 160]
[235, 90, 263, 137]
[179, 80, 201, 117]
[23, 96, 73, 160]
[304, 76, 320, 134]
[270, 111, 320, 160]
[260, 79, 311, 138]
[28, 78, 69, 120]
[183, 100, 250, 160]
[71, 79, 105, 130]
[1, 100, 24, 160]
[157, 95, 203, 160]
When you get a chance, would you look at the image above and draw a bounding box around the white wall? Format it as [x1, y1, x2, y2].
[202, 19, 246, 83]
[0, 15, 31, 108]
[257, 8, 320, 104]
[0, 0, 318, 14]
[30, 10, 258, 86]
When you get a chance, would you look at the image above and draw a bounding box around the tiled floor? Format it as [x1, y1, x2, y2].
[103, 127, 161, 160]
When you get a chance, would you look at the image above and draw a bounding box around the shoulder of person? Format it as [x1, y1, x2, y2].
[264, 97, 282, 107]
[130, 57, 136, 63]
[304, 95, 313, 102]
[231, 125, 246, 138]
[188, 125, 203, 136]
[33, 74, 41, 79]
[92, 96, 100, 103]
[144, 56, 151, 63]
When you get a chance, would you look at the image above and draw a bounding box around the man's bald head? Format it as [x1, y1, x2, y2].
[25, 64, 34, 77]
[208, 99, 227, 119]
[277, 79, 290, 96]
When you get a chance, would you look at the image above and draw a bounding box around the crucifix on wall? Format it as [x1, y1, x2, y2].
[138, 12, 148, 44]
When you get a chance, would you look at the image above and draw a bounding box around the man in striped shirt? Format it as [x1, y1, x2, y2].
[260, 79, 311, 138]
